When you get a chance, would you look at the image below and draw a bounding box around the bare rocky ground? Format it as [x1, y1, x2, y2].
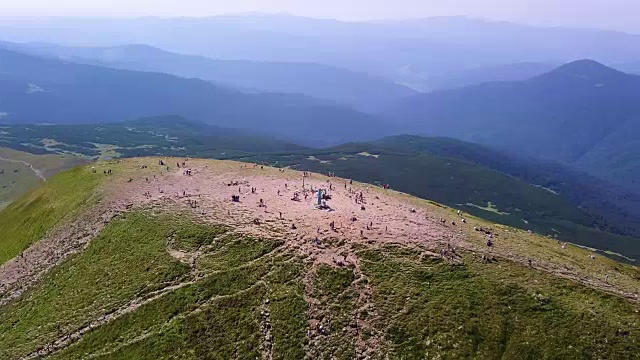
[1, 157, 638, 358]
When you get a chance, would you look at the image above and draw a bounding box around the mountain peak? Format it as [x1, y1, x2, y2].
[541, 59, 625, 79]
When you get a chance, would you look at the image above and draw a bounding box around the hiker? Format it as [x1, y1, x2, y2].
[528, 259, 532, 267]
[487, 239, 493, 248]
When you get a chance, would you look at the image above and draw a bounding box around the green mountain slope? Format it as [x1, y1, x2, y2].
[384, 60, 640, 193]
[370, 135, 640, 238]
[0, 47, 386, 146]
[0, 160, 638, 359]
[4, 42, 418, 113]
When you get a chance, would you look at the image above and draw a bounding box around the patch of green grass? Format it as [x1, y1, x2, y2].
[310, 265, 358, 358]
[196, 236, 283, 272]
[183, 283, 266, 360]
[90, 322, 194, 360]
[465, 201, 510, 215]
[0, 165, 102, 264]
[314, 265, 355, 298]
[0, 212, 190, 358]
[83, 284, 268, 360]
[358, 246, 640, 359]
[170, 222, 229, 252]
[30, 212, 290, 360]
[267, 258, 307, 360]
[50, 258, 272, 360]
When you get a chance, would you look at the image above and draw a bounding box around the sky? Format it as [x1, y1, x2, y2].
[1, 0, 639, 33]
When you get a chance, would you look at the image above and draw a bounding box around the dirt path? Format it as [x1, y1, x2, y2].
[0, 156, 47, 181]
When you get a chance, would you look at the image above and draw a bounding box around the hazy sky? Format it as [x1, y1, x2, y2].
[1, 0, 639, 33]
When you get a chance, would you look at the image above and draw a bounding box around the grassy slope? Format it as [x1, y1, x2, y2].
[0, 158, 41, 209]
[0, 147, 86, 210]
[359, 245, 639, 359]
[0, 161, 637, 359]
[1, 210, 306, 359]
[0, 165, 101, 264]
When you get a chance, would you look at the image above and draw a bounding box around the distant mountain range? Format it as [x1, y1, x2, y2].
[2, 15, 640, 84]
[0, 47, 387, 146]
[384, 60, 640, 193]
[1, 42, 417, 113]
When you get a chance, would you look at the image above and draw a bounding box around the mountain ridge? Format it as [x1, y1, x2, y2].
[2, 41, 418, 112]
[383, 60, 640, 193]
[0, 47, 389, 146]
